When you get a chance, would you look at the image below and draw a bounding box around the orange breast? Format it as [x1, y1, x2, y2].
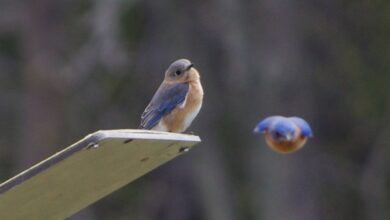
[161, 80, 203, 132]
[265, 134, 307, 154]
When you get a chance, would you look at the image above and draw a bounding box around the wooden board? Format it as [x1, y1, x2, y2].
[0, 129, 200, 220]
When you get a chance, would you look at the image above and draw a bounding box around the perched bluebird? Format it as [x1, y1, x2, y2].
[139, 59, 204, 133]
[253, 116, 313, 153]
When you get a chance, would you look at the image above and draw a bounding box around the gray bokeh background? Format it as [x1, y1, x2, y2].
[0, 0, 389, 219]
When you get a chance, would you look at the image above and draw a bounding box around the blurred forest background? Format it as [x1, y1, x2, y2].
[0, 0, 389, 219]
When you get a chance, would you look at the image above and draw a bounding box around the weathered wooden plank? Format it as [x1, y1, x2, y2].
[0, 129, 200, 220]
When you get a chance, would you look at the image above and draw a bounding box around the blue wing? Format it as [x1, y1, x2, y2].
[253, 116, 283, 133]
[140, 83, 189, 129]
[289, 117, 313, 137]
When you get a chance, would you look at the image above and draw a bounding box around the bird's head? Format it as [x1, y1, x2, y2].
[269, 119, 297, 143]
[165, 59, 199, 82]
[254, 116, 297, 142]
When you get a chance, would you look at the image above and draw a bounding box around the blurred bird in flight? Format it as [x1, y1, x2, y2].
[253, 116, 313, 153]
[140, 59, 203, 133]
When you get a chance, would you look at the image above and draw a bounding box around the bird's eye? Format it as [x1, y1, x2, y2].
[175, 70, 182, 75]
[274, 132, 283, 138]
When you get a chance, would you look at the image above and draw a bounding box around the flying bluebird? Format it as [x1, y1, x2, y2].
[253, 116, 313, 153]
[139, 59, 204, 133]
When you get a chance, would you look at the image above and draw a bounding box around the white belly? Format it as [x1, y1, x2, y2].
[181, 101, 202, 131]
[152, 121, 169, 132]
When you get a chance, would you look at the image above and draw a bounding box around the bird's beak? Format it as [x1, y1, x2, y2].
[186, 63, 194, 70]
[285, 133, 294, 142]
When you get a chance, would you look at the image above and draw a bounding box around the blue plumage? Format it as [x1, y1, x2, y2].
[271, 119, 296, 139]
[254, 116, 313, 153]
[140, 83, 189, 129]
[253, 116, 282, 133]
[289, 117, 313, 137]
[254, 116, 312, 138]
